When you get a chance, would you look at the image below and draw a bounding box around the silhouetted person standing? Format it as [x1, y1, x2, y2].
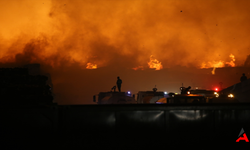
[240, 73, 247, 82]
[116, 76, 122, 92]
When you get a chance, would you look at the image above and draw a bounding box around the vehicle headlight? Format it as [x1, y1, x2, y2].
[228, 94, 234, 98]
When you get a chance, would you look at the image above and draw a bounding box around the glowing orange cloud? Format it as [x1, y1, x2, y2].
[0, 0, 249, 70]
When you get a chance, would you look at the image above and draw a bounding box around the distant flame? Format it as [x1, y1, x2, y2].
[132, 66, 144, 70]
[201, 54, 236, 74]
[86, 63, 97, 69]
[148, 55, 163, 70]
[211, 67, 216, 75]
[225, 54, 236, 67]
[201, 60, 225, 69]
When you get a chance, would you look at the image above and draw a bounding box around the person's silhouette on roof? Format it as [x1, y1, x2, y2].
[240, 73, 247, 82]
[111, 86, 116, 92]
[116, 76, 122, 92]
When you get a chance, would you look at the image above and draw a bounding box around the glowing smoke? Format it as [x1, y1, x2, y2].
[1, 0, 250, 69]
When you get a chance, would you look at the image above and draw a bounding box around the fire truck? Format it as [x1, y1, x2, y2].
[93, 85, 136, 104]
[156, 86, 239, 104]
[156, 86, 206, 104]
[136, 86, 167, 103]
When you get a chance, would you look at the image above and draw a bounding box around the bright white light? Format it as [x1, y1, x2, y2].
[128, 91, 131, 94]
[228, 94, 234, 98]
[187, 91, 190, 94]
[214, 92, 217, 95]
[164, 92, 167, 94]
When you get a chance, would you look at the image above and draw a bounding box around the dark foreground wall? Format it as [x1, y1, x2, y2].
[1, 104, 250, 149]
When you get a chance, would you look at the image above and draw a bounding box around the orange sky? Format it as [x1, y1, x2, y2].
[1, 0, 250, 68]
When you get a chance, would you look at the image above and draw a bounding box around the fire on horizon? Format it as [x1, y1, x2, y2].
[0, 0, 250, 104]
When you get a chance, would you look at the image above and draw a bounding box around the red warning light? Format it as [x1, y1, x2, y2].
[215, 88, 218, 91]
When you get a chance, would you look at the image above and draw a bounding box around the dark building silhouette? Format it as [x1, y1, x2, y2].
[23, 63, 41, 75]
[219, 77, 250, 103]
[0, 67, 53, 105]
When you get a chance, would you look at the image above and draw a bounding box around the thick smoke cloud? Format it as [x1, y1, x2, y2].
[0, 0, 250, 104]
[1, 0, 250, 67]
